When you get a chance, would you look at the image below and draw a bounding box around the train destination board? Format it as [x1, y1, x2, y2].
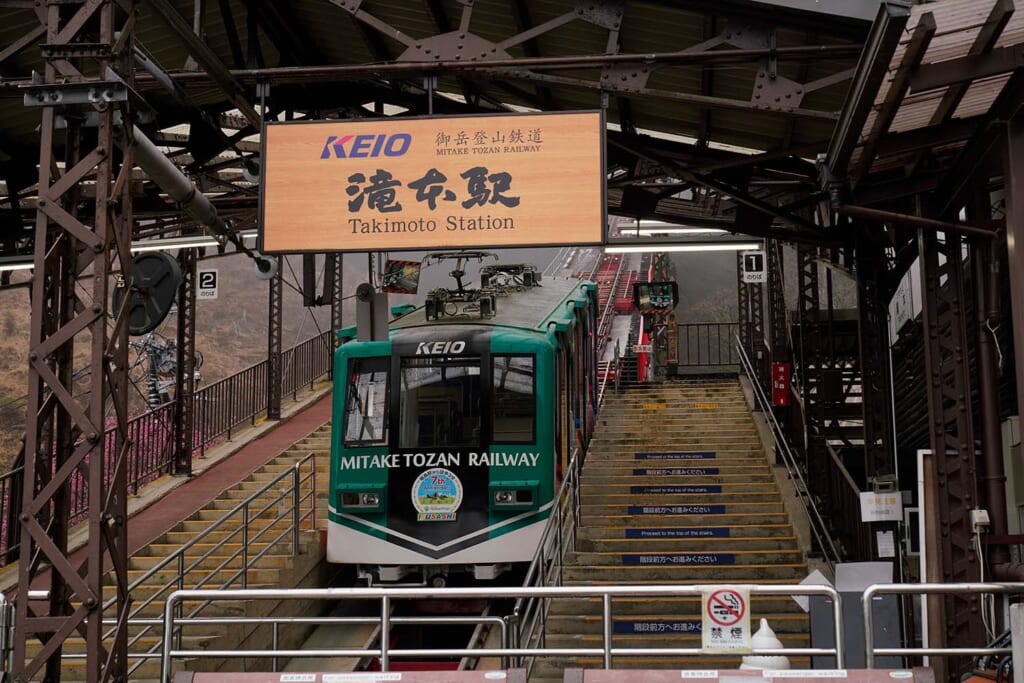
[260, 111, 605, 253]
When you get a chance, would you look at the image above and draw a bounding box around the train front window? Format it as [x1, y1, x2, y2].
[399, 356, 482, 448]
[492, 355, 535, 443]
[344, 357, 389, 447]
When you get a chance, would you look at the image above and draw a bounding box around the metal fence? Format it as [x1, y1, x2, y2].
[0, 328, 334, 566]
[160, 583, 844, 681]
[677, 322, 740, 366]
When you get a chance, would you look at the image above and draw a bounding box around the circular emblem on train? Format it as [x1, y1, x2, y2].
[412, 468, 463, 522]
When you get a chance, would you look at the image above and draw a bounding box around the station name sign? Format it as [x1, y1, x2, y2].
[260, 111, 606, 253]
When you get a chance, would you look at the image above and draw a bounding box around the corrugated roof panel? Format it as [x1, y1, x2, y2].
[953, 72, 1012, 120]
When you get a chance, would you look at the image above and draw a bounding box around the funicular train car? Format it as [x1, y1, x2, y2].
[328, 262, 597, 585]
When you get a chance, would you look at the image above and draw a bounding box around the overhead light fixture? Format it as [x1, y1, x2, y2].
[605, 242, 762, 253]
[633, 227, 727, 236]
[0, 260, 33, 273]
[131, 230, 258, 253]
[0, 230, 261, 272]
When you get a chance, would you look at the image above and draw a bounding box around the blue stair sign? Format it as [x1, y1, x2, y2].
[630, 485, 723, 494]
[628, 504, 727, 515]
[622, 553, 736, 566]
[632, 467, 720, 476]
[614, 619, 702, 634]
[626, 527, 731, 539]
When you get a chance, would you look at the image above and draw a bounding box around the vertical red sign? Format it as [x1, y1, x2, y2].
[772, 363, 791, 407]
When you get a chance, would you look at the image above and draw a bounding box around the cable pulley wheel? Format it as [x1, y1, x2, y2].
[112, 252, 183, 335]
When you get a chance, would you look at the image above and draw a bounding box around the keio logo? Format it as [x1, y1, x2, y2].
[320, 133, 412, 159]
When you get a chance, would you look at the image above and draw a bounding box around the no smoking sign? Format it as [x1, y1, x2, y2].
[701, 588, 751, 653]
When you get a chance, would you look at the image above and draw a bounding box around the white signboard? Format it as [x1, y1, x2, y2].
[859, 491, 903, 523]
[701, 587, 751, 653]
[633, 344, 652, 354]
[197, 269, 219, 300]
[741, 251, 766, 284]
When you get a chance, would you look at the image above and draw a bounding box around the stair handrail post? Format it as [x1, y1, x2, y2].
[380, 594, 391, 671]
[242, 502, 249, 590]
[614, 342, 620, 394]
[602, 593, 613, 668]
[555, 486, 564, 586]
[292, 458, 301, 554]
[0, 592, 11, 676]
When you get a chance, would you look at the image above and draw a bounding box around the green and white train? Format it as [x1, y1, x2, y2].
[329, 272, 597, 584]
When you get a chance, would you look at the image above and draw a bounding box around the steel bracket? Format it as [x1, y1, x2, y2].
[398, 32, 511, 62]
[22, 79, 128, 107]
[600, 63, 650, 91]
[575, 0, 624, 30]
[752, 59, 805, 110]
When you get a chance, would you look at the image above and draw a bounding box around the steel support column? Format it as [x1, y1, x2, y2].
[173, 249, 197, 476]
[330, 252, 344, 351]
[797, 245, 825, 488]
[854, 225, 897, 481]
[767, 239, 787, 361]
[15, 2, 134, 681]
[749, 266, 766, 386]
[918, 228, 983, 672]
[267, 255, 283, 420]
[1005, 113, 1024, 465]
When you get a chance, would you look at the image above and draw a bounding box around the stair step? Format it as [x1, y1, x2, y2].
[576, 537, 798, 552]
[567, 549, 804, 566]
[561, 564, 807, 581]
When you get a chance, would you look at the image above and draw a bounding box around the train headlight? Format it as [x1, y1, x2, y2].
[494, 490, 515, 505]
[489, 481, 539, 510]
[338, 485, 385, 511]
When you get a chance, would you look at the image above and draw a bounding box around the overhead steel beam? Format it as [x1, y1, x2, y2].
[143, 0, 260, 127]
[912, 41, 1023, 94]
[823, 1, 911, 180]
[118, 43, 863, 88]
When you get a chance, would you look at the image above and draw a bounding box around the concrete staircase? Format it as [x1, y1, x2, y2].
[29, 423, 333, 680]
[532, 379, 809, 680]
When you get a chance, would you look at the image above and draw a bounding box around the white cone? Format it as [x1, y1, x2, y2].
[739, 618, 791, 670]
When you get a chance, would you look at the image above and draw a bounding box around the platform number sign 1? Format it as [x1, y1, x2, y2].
[741, 251, 766, 284]
[701, 587, 751, 653]
[197, 269, 218, 300]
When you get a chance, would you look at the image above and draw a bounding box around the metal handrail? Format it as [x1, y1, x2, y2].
[162, 583, 845, 681]
[597, 341, 622, 403]
[734, 335, 842, 569]
[863, 582, 1024, 667]
[110, 452, 316, 675]
[509, 446, 581, 671]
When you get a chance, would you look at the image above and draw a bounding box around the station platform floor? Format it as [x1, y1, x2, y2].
[0, 384, 333, 593]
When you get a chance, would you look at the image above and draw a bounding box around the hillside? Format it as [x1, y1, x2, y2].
[0, 253, 350, 468]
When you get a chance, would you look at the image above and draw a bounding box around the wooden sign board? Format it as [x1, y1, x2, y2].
[260, 111, 606, 253]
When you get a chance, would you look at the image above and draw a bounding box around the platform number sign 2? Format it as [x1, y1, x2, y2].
[701, 587, 751, 653]
[197, 269, 218, 300]
[741, 251, 766, 284]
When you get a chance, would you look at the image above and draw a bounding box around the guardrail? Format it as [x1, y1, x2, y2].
[109, 451, 317, 677]
[509, 446, 581, 674]
[0, 329, 333, 566]
[678, 322, 740, 366]
[735, 335, 842, 570]
[863, 582, 1024, 668]
[161, 583, 845, 681]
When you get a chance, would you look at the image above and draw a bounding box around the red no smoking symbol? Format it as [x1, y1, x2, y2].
[707, 589, 746, 627]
